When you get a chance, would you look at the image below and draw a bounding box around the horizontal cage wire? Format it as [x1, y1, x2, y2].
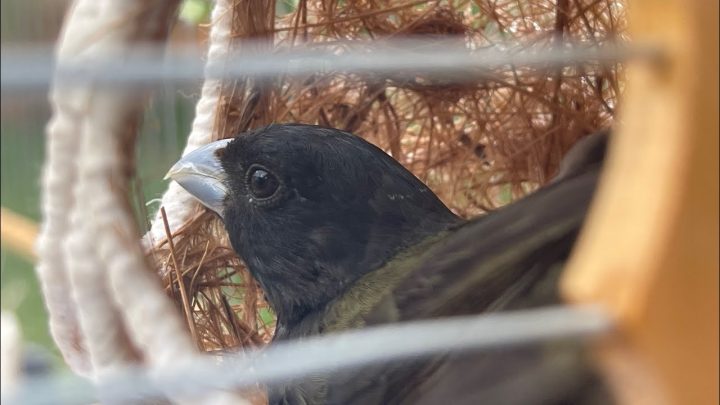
[10, 305, 611, 404]
[1, 41, 658, 90]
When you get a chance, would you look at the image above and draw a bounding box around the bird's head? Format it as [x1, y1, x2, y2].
[167, 124, 460, 328]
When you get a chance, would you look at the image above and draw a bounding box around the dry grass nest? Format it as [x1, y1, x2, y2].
[150, 0, 627, 353]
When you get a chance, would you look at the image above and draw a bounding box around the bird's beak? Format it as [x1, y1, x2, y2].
[165, 138, 233, 219]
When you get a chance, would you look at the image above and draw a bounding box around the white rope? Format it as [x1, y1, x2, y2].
[65, 208, 140, 375]
[36, 2, 92, 373]
[143, 0, 235, 256]
[86, 92, 244, 404]
[0, 311, 22, 395]
[38, 1, 249, 403]
[56, 0, 145, 378]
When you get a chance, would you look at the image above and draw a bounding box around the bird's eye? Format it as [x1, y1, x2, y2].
[247, 165, 279, 200]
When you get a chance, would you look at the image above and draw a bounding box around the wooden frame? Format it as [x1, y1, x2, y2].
[562, 1, 719, 403]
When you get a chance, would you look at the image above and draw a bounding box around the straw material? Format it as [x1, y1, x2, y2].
[153, 0, 626, 354]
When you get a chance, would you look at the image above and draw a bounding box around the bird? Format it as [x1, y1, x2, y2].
[166, 123, 611, 405]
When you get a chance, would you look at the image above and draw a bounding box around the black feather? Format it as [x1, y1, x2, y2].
[217, 124, 611, 405]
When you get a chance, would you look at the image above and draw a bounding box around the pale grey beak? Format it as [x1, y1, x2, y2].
[165, 139, 233, 218]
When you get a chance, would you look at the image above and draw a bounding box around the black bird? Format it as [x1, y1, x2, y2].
[167, 124, 610, 405]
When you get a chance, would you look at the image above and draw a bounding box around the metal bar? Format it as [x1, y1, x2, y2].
[5, 305, 612, 405]
[0, 40, 662, 92]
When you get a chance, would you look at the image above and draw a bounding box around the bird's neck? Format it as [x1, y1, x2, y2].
[258, 213, 463, 338]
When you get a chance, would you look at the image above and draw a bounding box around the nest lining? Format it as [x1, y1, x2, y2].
[153, 0, 626, 353]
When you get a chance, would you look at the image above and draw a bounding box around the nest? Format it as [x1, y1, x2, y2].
[153, 0, 626, 353]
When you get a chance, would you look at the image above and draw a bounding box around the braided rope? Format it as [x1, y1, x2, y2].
[55, 1, 151, 377]
[144, 0, 234, 257]
[38, 1, 250, 403]
[37, 19, 91, 374]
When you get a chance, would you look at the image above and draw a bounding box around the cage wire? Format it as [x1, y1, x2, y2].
[9, 305, 611, 404]
[2, 0, 635, 403]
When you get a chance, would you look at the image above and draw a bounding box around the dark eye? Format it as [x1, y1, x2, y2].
[247, 165, 279, 199]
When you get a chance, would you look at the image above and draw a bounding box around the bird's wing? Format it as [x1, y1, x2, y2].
[329, 139, 606, 404]
[318, 162, 601, 331]
[281, 133, 609, 405]
[393, 166, 599, 319]
[313, 167, 604, 405]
